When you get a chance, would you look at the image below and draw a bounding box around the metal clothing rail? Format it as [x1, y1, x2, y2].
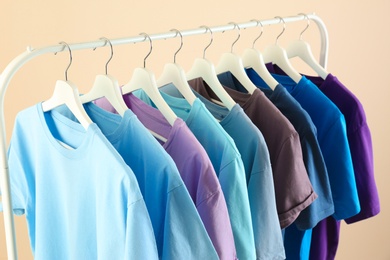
[0, 13, 328, 259]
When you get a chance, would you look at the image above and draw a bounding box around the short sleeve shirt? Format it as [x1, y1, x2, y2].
[246, 68, 334, 229]
[7, 104, 159, 259]
[266, 72, 360, 220]
[306, 73, 380, 223]
[166, 78, 285, 260]
[135, 89, 256, 260]
[215, 72, 317, 228]
[60, 103, 219, 260]
[95, 94, 237, 260]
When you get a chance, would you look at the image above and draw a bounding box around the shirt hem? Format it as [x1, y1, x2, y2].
[279, 191, 318, 229]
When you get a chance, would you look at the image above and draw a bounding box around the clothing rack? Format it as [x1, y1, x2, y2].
[0, 13, 328, 259]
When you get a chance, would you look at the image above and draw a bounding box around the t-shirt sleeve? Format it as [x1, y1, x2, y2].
[248, 166, 286, 259]
[319, 116, 360, 220]
[218, 157, 257, 260]
[125, 198, 159, 259]
[5, 143, 29, 215]
[273, 132, 318, 228]
[163, 186, 219, 260]
[345, 123, 380, 223]
[197, 190, 237, 260]
[293, 132, 335, 230]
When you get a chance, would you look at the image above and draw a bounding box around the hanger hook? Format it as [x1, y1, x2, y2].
[275, 16, 286, 44]
[228, 22, 241, 53]
[93, 37, 113, 75]
[250, 19, 264, 48]
[139, 32, 152, 68]
[298, 13, 310, 40]
[200, 25, 213, 59]
[170, 29, 183, 63]
[55, 41, 72, 81]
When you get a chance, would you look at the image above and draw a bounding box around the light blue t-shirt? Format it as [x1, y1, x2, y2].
[59, 103, 219, 260]
[162, 81, 285, 259]
[7, 104, 159, 259]
[135, 88, 256, 260]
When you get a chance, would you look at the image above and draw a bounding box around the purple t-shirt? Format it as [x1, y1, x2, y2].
[192, 75, 318, 229]
[95, 94, 237, 260]
[305, 73, 380, 223]
[305, 73, 380, 260]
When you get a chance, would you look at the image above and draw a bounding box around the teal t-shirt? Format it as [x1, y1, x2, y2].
[162, 79, 285, 259]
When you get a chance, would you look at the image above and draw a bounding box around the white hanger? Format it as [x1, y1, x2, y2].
[242, 19, 279, 90]
[216, 22, 257, 95]
[187, 26, 236, 110]
[80, 37, 128, 117]
[263, 16, 302, 84]
[286, 14, 329, 79]
[42, 42, 92, 130]
[157, 29, 197, 105]
[121, 33, 177, 127]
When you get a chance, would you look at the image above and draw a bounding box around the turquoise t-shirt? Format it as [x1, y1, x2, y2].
[59, 103, 219, 260]
[135, 89, 256, 260]
[7, 104, 159, 259]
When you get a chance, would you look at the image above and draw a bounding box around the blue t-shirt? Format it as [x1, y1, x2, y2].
[7, 104, 159, 259]
[94, 94, 237, 260]
[135, 89, 256, 260]
[61, 103, 219, 260]
[266, 74, 360, 220]
[162, 80, 285, 260]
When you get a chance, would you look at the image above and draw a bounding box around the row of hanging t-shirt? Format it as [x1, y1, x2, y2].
[4, 39, 380, 260]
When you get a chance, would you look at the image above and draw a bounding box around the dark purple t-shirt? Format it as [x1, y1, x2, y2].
[305, 73, 380, 223]
[190, 76, 317, 229]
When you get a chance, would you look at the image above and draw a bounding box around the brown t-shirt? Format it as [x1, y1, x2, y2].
[189, 77, 317, 228]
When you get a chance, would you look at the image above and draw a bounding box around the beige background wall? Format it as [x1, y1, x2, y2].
[1, 0, 389, 259]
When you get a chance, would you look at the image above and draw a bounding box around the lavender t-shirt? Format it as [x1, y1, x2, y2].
[133, 90, 256, 260]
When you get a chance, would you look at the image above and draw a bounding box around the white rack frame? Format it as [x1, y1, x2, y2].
[0, 13, 328, 259]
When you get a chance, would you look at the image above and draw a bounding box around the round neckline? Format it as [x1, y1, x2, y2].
[124, 93, 174, 144]
[37, 103, 95, 159]
[84, 102, 133, 144]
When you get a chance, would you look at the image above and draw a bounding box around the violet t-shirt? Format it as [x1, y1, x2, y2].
[304, 73, 379, 260]
[306, 73, 379, 223]
[96, 93, 237, 260]
[203, 73, 318, 229]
